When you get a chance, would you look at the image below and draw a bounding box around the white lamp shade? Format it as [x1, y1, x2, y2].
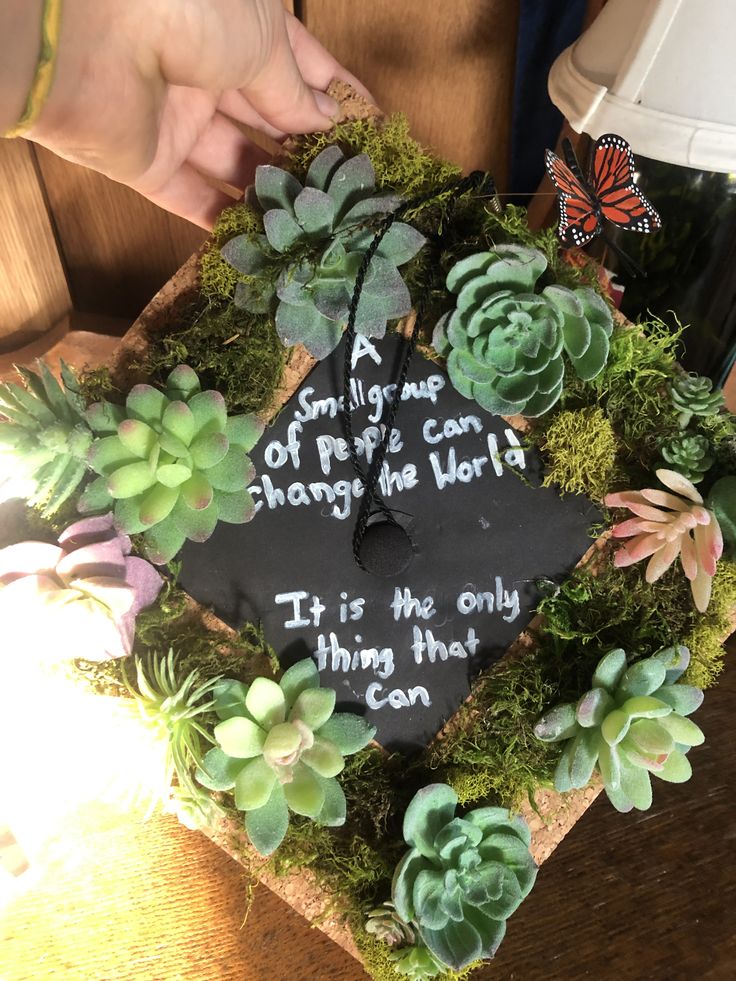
[548, 0, 736, 172]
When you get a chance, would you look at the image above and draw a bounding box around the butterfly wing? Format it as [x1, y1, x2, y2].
[590, 134, 662, 233]
[544, 148, 601, 248]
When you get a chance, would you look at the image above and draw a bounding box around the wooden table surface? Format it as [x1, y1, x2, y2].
[2, 645, 733, 981]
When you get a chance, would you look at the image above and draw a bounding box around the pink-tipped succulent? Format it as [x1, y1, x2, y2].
[605, 468, 723, 613]
[0, 513, 162, 661]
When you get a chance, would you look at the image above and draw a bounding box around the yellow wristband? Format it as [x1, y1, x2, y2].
[3, 0, 63, 138]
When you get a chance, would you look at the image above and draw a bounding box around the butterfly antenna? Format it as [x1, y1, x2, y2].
[601, 234, 646, 279]
[562, 138, 586, 183]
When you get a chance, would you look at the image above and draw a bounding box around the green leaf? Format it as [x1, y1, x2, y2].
[170, 495, 219, 542]
[305, 145, 343, 191]
[420, 918, 484, 972]
[301, 736, 344, 778]
[657, 713, 704, 746]
[263, 209, 303, 253]
[289, 688, 336, 731]
[327, 154, 376, 223]
[316, 712, 376, 755]
[142, 518, 187, 565]
[313, 774, 346, 827]
[616, 659, 667, 700]
[225, 414, 264, 453]
[215, 716, 267, 758]
[617, 757, 653, 811]
[279, 658, 320, 707]
[234, 756, 277, 811]
[392, 848, 426, 924]
[107, 460, 157, 499]
[575, 688, 615, 728]
[189, 432, 229, 471]
[375, 223, 426, 266]
[592, 649, 627, 692]
[221, 235, 271, 276]
[205, 446, 254, 493]
[621, 696, 672, 720]
[181, 472, 214, 511]
[213, 488, 256, 524]
[275, 299, 343, 359]
[245, 783, 290, 856]
[293, 187, 335, 237]
[188, 390, 227, 437]
[283, 762, 324, 817]
[85, 401, 126, 434]
[165, 365, 201, 402]
[112, 496, 148, 534]
[262, 722, 303, 765]
[126, 385, 168, 427]
[625, 719, 674, 757]
[652, 645, 690, 684]
[138, 483, 179, 527]
[569, 321, 610, 382]
[255, 165, 302, 212]
[655, 684, 703, 717]
[567, 729, 599, 787]
[403, 784, 458, 859]
[601, 708, 631, 747]
[245, 677, 286, 728]
[533, 702, 577, 742]
[117, 419, 158, 459]
[412, 869, 447, 930]
[656, 750, 693, 784]
[707, 475, 736, 555]
[88, 435, 139, 477]
[213, 679, 251, 721]
[161, 401, 197, 446]
[196, 747, 244, 791]
[464, 807, 531, 848]
[156, 463, 192, 488]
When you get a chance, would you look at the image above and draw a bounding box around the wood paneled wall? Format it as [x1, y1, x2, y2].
[0, 0, 519, 351]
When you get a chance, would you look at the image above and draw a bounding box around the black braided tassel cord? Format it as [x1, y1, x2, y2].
[342, 170, 495, 574]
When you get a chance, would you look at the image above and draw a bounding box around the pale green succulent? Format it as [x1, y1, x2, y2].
[365, 901, 416, 947]
[433, 246, 613, 416]
[0, 361, 93, 515]
[670, 373, 724, 428]
[659, 433, 714, 484]
[221, 146, 426, 359]
[392, 784, 537, 971]
[79, 366, 263, 564]
[389, 944, 444, 979]
[534, 646, 705, 813]
[196, 658, 376, 855]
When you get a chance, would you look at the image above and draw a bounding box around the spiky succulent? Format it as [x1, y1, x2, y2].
[670, 372, 724, 428]
[221, 146, 426, 359]
[389, 944, 444, 980]
[659, 433, 714, 484]
[392, 784, 537, 971]
[196, 658, 376, 855]
[365, 901, 416, 947]
[432, 246, 613, 417]
[535, 646, 705, 813]
[79, 366, 263, 564]
[125, 649, 222, 812]
[0, 361, 92, 514]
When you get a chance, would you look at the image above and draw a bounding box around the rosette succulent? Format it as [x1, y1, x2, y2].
[670, 372, 724, 428]
[221, 146, 426, 359]
[433, 245, 613, 416]
[535, 646, 705, 813]
[389, 944, 444, 980]
[391, 784, 537, 971]
[365, 901, 416, 947]
[0, 361, 92, 514]
[196, 658, 376, 855]
[659, 433, 714, 484]
[0, 513, 162, 662]
[79, 366, 263, 564]
[605, 468, 723, 612]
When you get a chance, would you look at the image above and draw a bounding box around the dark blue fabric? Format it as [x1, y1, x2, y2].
[509, 0, 587, 200]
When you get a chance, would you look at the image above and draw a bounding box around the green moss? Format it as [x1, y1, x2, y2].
[76, 366, 121, 405]
[444, 768, 496, 807]
[141, 300, 285, 415]
[563, 319, 683, 463]
[540, 407, 620, 500]
[200, 201, 264, 302]
[682, 559, 736, 687]
[286, 114, 461, 199]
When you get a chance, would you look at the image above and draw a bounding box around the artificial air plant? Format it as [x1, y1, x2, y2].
[196, 657, 375, 855]
[79, 365, 263, 564]
[535, 646, 704, 812]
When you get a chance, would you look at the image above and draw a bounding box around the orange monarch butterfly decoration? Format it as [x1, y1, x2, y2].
[545, 133, 662, 249]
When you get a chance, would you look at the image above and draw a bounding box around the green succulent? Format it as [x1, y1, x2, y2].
[389, 944, 444, 980]
[391, 784, 537, 971]
[707, 475, 736, 557]
[659, 433, 714, 483]
[432, 245, 613, 416]
[534, 646, 704, 813]
[196, 658, 376, 855]
[221, 146, 426, 359]
[78, 365, 263, 564]
[124, 649, 221, 816]
[0, 360, 93, 515]
[365, 901, 416, 947]
[670, 372, 725, 428]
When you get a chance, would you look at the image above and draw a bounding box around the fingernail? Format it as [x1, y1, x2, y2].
[315, 90, 339, 119]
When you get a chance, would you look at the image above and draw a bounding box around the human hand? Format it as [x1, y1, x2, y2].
[23, 0, 371, 227]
